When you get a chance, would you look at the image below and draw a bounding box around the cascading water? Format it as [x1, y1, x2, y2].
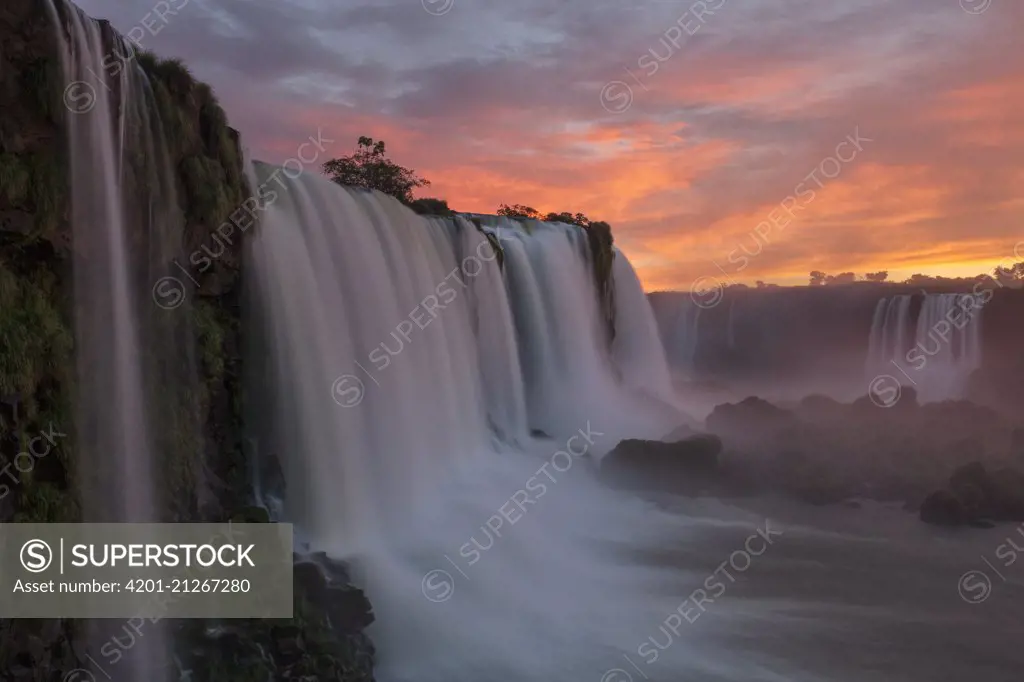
[866, 295, 913, 372]
[23, 4, 1024, 681]
[468, 217, 680, 437]
[726, 296, 738, 350]
[866, 293, 983, 401]
[248, 167, 682, 544]
[247, 167, 722, 681]
[663, 299, 702, 379]
[45, 1, 194, 677]
[46, 0, 157, 522]
[610, 250, 677, 403]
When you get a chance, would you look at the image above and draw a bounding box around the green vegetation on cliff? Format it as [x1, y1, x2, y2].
[1, 3, 377, 678]
[139, 51, 245, 232]
[0, 260, 72, 417]
[0, 149, 65, 237]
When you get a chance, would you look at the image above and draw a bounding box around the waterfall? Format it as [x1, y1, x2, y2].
[610, 250, 676, 403]
[866, 293, 983, 400]
[247, 167, 689, 681]
[249, 169, 680, 547]
[657, 299, 703, 379]
[726, 295, 738, 350]
[45, 1, 194, 677]
[867, 295, 913, 371]
[47, 0, 155, 522]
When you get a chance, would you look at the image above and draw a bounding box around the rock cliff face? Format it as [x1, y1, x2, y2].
[0, 1, 374, 679]
[1, 0, 249, 525]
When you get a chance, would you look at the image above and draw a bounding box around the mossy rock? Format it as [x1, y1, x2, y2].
[585, 220, 616, 341]
[13, 481, 76, 523]
[0, 261, 73, 401]
[468, 221, 504, 270]
[0, 149, 69, 236]
[26, 150, 65, 235]
[179, 154, 230, 227]
[147, 57, 196, 101]
[194, 300, 228, 385]
[0, 153, 31, 206]
[19, 56, 60, 123]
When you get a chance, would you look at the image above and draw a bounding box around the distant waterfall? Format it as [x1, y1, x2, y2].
[867, 295, 914, 370]
[866, 293, 984, 400]
[654, 299, 702, 379]
[726, 295, 738, 350]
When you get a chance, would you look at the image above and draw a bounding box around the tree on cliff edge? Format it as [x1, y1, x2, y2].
[323, 136, 430, 203]
[497, 204, 542, 220]
[497, 205, 597, 228]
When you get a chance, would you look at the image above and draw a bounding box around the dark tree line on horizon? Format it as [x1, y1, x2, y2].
[806, 266, 1024, 287]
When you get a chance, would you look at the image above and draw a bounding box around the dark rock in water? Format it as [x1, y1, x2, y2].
[755, 448, 854, 506]
[920, 490, 968, 526]
[852, 385, 919, 412]
[324, 584, 377, 635]
[294, 553, 375, 634]
[797, 394, 844, 421]
[706, 397, 799, 449]
[600, 434, 721, 493]
[988, 468, 1024, 520]
[949, 461, 992, 517]
[950, 461, 991, 496]
[176, 551, 376, 680]
[272, 624, 306, 661]
[945, 462, 1024, 521]
[918, 462, 1024, 527]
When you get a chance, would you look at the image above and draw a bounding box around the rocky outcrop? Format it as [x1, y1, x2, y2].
[177, 551, 375, 681]
[920, 462, 1024, 526]
[585, 220, 615, 342]
[706, 396, 801, 451]
[0, 0, 250, 523]
[600, 433, 721, 493]
[702, 393, 1023, 514]
[919, 490, 969, 526]
[0, 0, 77, 524]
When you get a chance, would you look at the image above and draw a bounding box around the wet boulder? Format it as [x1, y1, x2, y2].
[919, 490, 969, 526]
[987, 468, 1024, 520]
[293, 553, 375, 635]
[947, 462, 1024, 521]
[600, 434, 721, 493]
[706, 397, 799, 449]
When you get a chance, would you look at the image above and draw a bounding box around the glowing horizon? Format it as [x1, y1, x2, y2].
[78, 0, 1024, 292]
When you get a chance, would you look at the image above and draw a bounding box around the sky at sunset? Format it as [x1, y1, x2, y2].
[78, 0, 1024, 291]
